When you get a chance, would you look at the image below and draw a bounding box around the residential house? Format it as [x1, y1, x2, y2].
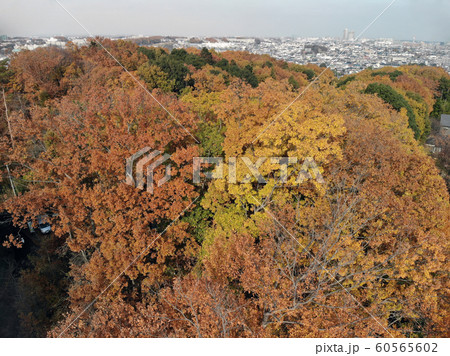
[441, 114, 450, 136]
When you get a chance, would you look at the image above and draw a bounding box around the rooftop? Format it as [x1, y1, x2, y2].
[441, 114, 450, 127]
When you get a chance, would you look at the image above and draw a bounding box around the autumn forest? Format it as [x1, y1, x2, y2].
[0, 39, 449, 338]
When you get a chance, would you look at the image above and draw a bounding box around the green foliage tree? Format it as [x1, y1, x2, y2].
[0, 59, 13, 85]
[137, 62, 174, 92]
[197, 120, 225, 157]
[371, 69, 403, 81]
[200, 47, 214, 65]
[365, 82, 420, 139]
[336, 75, 356, 88]
[288, 75, 300, 90]
[431, 77, 450, 117]
[223, 60, 259, 87]
[290, 64, 315, 80]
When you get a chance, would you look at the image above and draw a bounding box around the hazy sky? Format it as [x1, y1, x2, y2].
[1, 0, 449, 41]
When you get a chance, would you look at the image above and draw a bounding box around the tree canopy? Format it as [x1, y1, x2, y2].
[0, 39, 449, 338]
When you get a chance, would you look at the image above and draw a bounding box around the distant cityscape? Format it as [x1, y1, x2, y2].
[1, 30, 449, 76]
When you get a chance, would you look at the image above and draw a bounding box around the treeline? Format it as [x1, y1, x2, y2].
[136, 46, 316, 92]
[337, 66, 450, 142]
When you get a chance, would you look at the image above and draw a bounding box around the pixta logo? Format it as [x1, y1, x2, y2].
[125, 147, 171, 194]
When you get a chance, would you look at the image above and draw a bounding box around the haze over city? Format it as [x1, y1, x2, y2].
[1, 0, 449, 42]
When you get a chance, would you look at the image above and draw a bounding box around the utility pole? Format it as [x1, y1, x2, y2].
[6, 164, 17, 197]
[2, 87, 14, 149]
[3, 88, 17, 196]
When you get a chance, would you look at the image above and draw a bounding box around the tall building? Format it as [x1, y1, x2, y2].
[343, 28, 349, 41]
[348, 31, 355, 41]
